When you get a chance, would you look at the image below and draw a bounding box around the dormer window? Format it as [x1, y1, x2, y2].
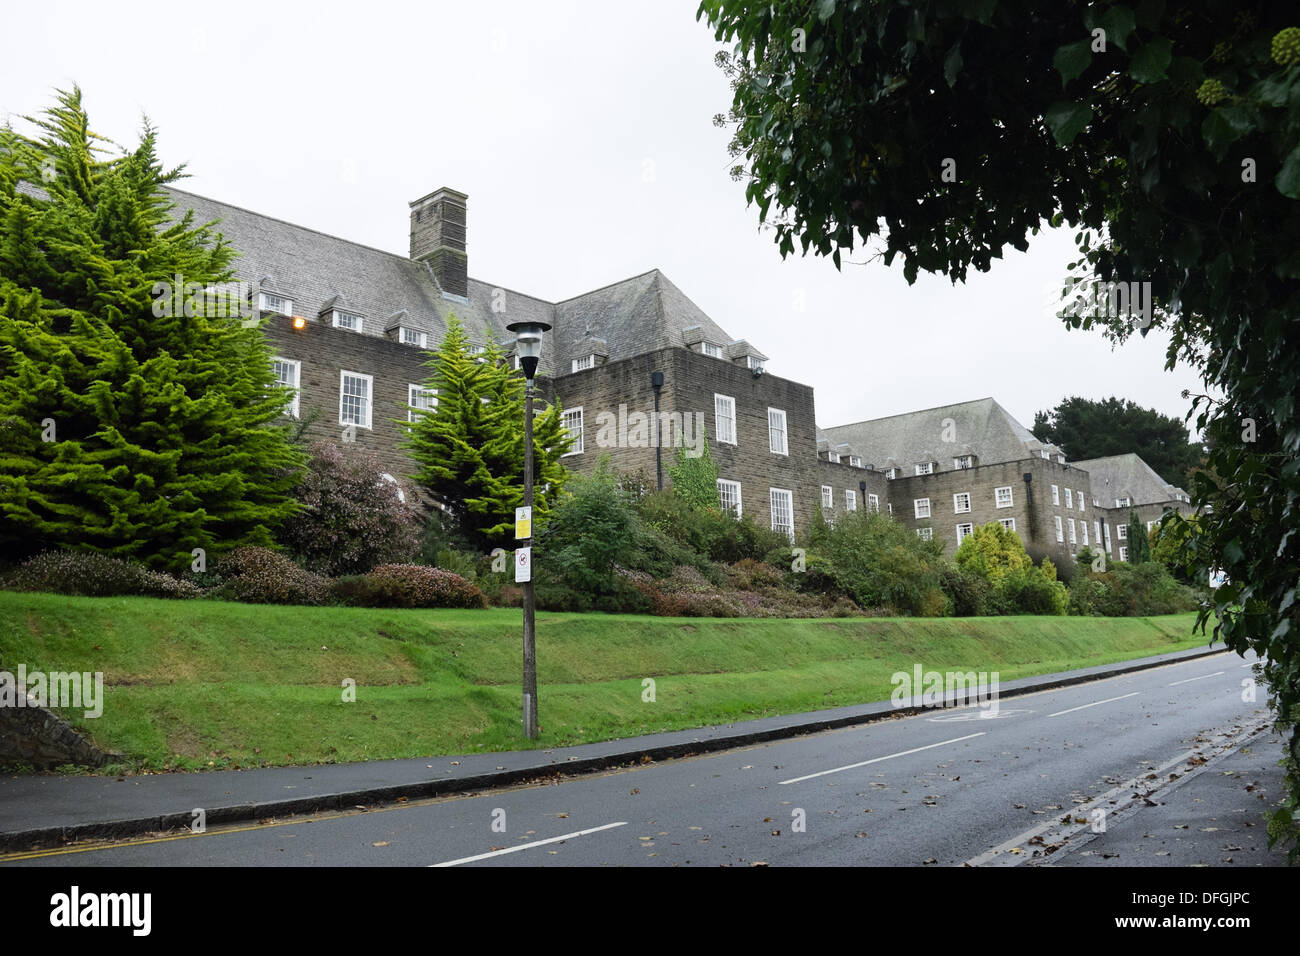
[701, 342, 723, 358]
[1115, 496, 1131, 507]
[260, 292, 292, 316]
[954, 455, 973, 469]
[572, 354, 595, 372]
[827, 451, 840, 464]
[1041, 449, 1051, 460]
[333, 310, 363, 332]
[400, 327, 426, 348]
[849, 456, 862, 468]
[747, 356, 765, 371]
[886, 468, 899, 480]
[915, 462, 934, 476]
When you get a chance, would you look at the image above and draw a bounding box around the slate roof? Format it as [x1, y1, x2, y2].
[1071, 453, 1188, 506]
[162, 187, 759, 379]
[820, 397, 1062, 471]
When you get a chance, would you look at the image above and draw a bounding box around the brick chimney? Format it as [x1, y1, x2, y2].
[409, 187, 468, 300]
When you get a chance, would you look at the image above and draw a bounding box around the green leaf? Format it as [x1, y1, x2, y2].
[1097, 5, 1137, 52]
[816, 0, 835, 22]
[1044, 101, 1092, 145]
[1053, 40, 1092, 87]
[944, 42, 963, 88]
[1129, 37, 1172, 84]
[1276, 144, 1300, 199]
[1201, 106, 1252, 160]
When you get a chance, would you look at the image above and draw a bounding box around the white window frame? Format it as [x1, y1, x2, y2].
[953, 455, 973, 469]
[717, 479, 742, 517]
[715, 394, 736, 445]
[571, 354, 595, 373]
[821, 485, 833, 509]
[886, 468, 899, 480]
[868, 494, 879, 513]
[1077, 490, 1085, 512]
[1041, 449, 1051, 460]
[1119, 545, 1129, 562]
[747, 355, 765, 371]
[561, 406, 584, 456]
[1116, 496, 1131, 507]
[1051, 484, 1060, 506]
[259, 292, 292, 315]
[701, 341, 723, 358]
[1080, 522, 1089, 546]
[994, 486, 1013, 508]
[1104, 523, 1112, 552]
[999, 517, 1016, 532]
[1094, 520, 1101, 544]
[849, 455, 862, 468]
[339, 370, 373, 429]
[332, 309, 363, 332]
[271, 356, 300, 418]
[846, 489, 857, 511]
[407, 384, 437, 422]
[956, 523, 974, 545]
[1064, 488, 1073, 510]
[1117, 524, 1128, 540]
[400, 326, 427, 348]
[768, 408, 788, 455]
[914, 498, 931, 519]
[915, 462, 934, 476]
[1054, 515, 1064, 542]
[953, 492, 971, 514]
[1068, 517, 1077, 545]
[769, 488, 794, 542]
[827, 451, 840, 463]
[916, 527, 933, 540]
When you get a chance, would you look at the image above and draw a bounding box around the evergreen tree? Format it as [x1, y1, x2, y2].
[0, 88, 302, 570]
[667, 438, 719, 511]
[1126, 510, 1152, 565]
[404, 316, 570, 551]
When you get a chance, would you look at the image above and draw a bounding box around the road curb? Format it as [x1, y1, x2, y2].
[0, 644, 1234, 853]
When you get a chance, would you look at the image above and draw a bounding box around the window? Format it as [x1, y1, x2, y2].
[333, 310, 362, 332]
[768, 408, 788, 455]
[717, 479, 742, 517]
[747, 355, 764, 371]
[821, 485, 833, 509]
[1094, 520, 1101, 544]
[956, 523, 974, 545]
[1119, 546, 1129, 562]
[995, 486, 1013, 508]
[917, 527, 933, 540]
[849, 456, 862, 468]
[915, 462, 934, 475]
[562, 407, 584, 455]
[260, 292, 292, 315]
[1117, 524, 1128, 540]
[400, 327, 426, 347]
[339, 370, 372, 429]
[1051, 484, 1060, 506]
[887, 503, 893, 515]
[953, 492, 971, 514]
[1064, 488, 1073, 509]
[1115, 496, 1131, 507]
[571, 355, 594, 373]
[1068, 518, 1077, 544]
[827, 451, 840, 463]
[845, 489, 857, 511]
[868, 494, 879, 512]
[271, 357, 300, 418]
[1077, 490, 1085, 512]
[1041, 449, 1051, 460]
[1104, 523, 1112, 551]
[701, 342, 723, 358]
[999, 517, 1016, 532]
[714, 394, 736, 445]
[914, 498, 931, 519]
[770, 488, 794, 541]
[886, 468, 899, 480]
[953, 455, 973, 469]
[407, 384, 437, 422]
[1080, 522, 1089, 546]
[1055, 515, 1064, 542]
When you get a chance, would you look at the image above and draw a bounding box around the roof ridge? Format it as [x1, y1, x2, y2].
[824, 396, 996, 431]
[553, 267, 661, 305]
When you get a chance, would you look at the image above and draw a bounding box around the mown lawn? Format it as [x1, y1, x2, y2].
[0, 591, 1215, 772]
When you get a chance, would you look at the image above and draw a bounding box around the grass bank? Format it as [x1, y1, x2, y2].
[0, 592, 1213, 772]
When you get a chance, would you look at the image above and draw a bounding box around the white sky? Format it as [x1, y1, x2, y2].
[2, 0, 1205, 437]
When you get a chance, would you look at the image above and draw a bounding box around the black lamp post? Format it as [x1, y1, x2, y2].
[506, 320, 551, 739]
[651, 371, 665, 490]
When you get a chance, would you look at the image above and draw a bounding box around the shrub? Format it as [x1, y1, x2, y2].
[939, 564, 994, 616]
[807, 510, 948, 616]
[637, 490, 785, 564]
[999, 564, 1069, 615]
[216, 547, 331, 606]
[954, 523, 1032, 588]
[2, 551, 201, 599]
[1083, 562, 1199, 616]
[279, 442, 421, 576]
[333, 564, 487, 609]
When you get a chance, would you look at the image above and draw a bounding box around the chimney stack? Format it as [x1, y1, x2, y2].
[409, 187, 468, 300]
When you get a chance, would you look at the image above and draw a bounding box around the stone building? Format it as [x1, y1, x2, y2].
[166, 185, 1193, 557]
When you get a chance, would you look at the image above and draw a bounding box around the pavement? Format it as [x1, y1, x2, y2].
[0, 643, 1241, 853]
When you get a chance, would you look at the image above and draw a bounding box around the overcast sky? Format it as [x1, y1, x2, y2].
[3, 0, 1205, 438]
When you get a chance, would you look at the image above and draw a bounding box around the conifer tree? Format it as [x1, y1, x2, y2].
[404, 316, 570, 550]
[1126, 509, 1151, 565]
[0, 88, 302, 570]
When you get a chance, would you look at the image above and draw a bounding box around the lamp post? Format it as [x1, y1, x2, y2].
[507, 320, 551, 739]
[651, 371, 665, 490]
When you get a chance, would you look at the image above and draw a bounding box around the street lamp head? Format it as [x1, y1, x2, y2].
[651, 370, 664, 389]
[506, 320, 552, 380]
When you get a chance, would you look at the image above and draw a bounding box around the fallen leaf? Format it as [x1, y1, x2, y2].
[372, 841, 389, 847]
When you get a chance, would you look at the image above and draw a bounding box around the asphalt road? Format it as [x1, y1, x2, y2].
[4, 650, 1273, 867]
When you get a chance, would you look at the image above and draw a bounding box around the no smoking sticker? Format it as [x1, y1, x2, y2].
[515, 546, 531, 583]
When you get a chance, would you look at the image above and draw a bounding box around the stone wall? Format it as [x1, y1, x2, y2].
[0, 702, 117, 769]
